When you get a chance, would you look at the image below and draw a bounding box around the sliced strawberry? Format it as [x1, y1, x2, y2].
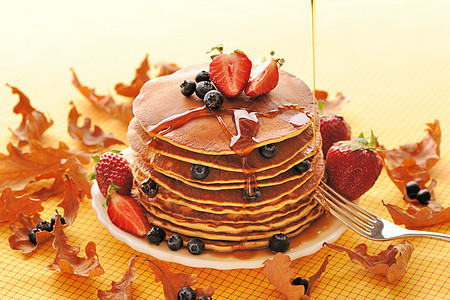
[245, 57, 282, 97]
[209, 50, 252, 98]
[107, 193, 150, 237]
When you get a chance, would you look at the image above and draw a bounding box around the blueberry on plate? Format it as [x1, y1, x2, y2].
[177, 286, 196, 300]
[167, 234, 183, 251]
[187, 238, 205, 255]
[195, 81, 215, 99]
[291, 276, 308, 291]
[294, 160, 311, 174]
[242, 187, 261, 202]
[203, 90, 223, 110]
[268, 233, 290, 253]
[180, 80, 196, 97]
[405, 181, 420, 199]
[191, 164, 210, 180]
[195, 70, 210, 83]
[142, 178, 159, 197]
[197, 296, 212, 300]
[146, 226, 166, 245]
[36, 221, 53, 232]
[259, 143, 278, 158]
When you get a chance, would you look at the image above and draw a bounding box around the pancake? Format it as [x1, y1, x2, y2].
[126, 63, 325, 253]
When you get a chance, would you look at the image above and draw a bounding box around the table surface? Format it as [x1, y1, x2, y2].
[1, 0, 449, 299]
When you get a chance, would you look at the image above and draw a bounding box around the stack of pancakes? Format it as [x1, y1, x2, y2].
[127, 64, 325, 253]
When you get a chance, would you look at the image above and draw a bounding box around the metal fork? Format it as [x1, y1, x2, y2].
[314, 181, 450, 241]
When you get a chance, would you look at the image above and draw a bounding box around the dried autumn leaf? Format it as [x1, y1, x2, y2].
[195, 285, 215, 298]
[68, 101, 124, 148]
[56, 175, 80, 226]
[71, 68, 133, 123]
[0, 188, 43, 223]
[262, 253, 330, 300]
[9, 212, 53, 253]
[382, 120, 441, 193]
[45, 215, 104, 277]
[154, 62, 181, 77]
[325, 240, 414, 282]
[146, 259, 198, 300]
[0, 140, 91, 193]
[315, 90, 350, 116]
[115, 54, 150, 98]
[98, 256, 138, 300]
[7, 83, 54, 146]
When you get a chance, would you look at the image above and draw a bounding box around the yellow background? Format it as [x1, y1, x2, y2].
[0, 0, 449, 299]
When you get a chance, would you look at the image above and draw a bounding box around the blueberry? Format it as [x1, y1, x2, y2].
[28, 228, 42, 245]
[195, 70, 210, 83]
[177, 286, 196, 300]
[191, 164, 210, 180]
[405, 181, 420, 199]
[195, 81, 215, 99]
[416, 189, 431, 205]
[291, 277, 309, 291]
[187, 238, 205, 255]
[197, 297, 212, 300]
[242, 187, 261, 202]
[268, 233, 290, 253]
[146, 226, 166, 245]
[203, 90, 223, 110]
[51, 215, 66, 226]
[259, 143, 278, 159]
[142, 178, 159, 197]
[36, 221, 53, 232]
[180, 80, 196, 97]
[294, 160, 311, 174]
[167, 234, 183, 251]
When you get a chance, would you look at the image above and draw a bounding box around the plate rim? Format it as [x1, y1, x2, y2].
[91, 182, 347, 270]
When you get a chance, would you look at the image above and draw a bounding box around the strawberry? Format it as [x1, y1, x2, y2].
[106, 191, 150, 237]
[326, 132, 383, 200]
[245, 54, 284, 98]
[320, 115, 351, 158]
[208, 46, 252, 98]
[92, 151, 133, 198]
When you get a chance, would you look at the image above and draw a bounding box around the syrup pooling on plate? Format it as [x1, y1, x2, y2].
[144, 103, 312, 199]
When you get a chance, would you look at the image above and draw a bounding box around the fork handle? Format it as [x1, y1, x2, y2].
[402, 230, 450, 241]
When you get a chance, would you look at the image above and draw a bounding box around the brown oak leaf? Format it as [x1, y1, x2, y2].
[68, 101, 124, 148]
[45, 215, 104, 277]
[325, 240, 414, 282]
[9, 212, 53, 253]
[98, 256, 138, 300]
[154, 62, 181, 77]
[146, 259, 198, 300]
[195, 285, 215, 298]
[0, 140, 91, 195]
[262, 253, 330, 300]
[56, 175, 80, 226]
[7, 83, 54, 146]
[71, 68, 133, 123]
[382, 120, 440, 193]
[0, 188, 43, 223]
[315, 90, 350, 116]
[115, 55, 150, 98]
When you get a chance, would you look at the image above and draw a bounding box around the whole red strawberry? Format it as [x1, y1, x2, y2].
[245, 55, 284, 97]
[92, 151, 133, 198]
[208, 45, 252, 98]
[326, 132, 383, 200]
[320, 115, 351, 158]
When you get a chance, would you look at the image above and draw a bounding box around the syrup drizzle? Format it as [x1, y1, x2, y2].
[311, 0, 317, 147]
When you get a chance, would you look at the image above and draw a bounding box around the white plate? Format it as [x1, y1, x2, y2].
[91, 182, 347, 270]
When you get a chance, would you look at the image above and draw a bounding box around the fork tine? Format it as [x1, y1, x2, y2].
[320, 182, 378, 221]
[314, 194, 370, 238]
[317, 185, 376, 226]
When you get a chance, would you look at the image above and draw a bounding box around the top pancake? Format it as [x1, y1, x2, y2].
[133, 63, 316, 154]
